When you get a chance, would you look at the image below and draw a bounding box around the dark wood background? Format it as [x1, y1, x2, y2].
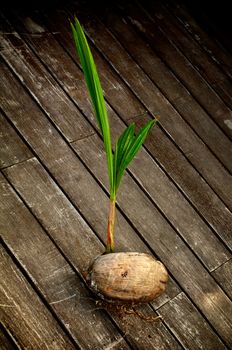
[1, 0, 232, 349]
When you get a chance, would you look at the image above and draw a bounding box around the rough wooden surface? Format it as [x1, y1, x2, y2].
[1, 0, 232, 349]
[212, 259, 232, 299]
[0, 324, 19, 350]
[0, 244, 76, 350]
[0, 111, 32, 169]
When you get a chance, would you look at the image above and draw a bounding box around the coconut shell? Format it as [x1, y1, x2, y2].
[86, 252, 168, 303]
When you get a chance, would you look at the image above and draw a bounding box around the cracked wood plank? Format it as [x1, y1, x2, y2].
[0, 111, 32, 169]
[3, 5, 232, 211]
[71, 133, 232, 347]
[157, 292, 226, 350]
[1, 3, 232, 348]
[0, 51, 180, 297]
[74, 132, 231, 272]
[0, 174, 130, 349]
[141, 1, 232, 110]
[164, 1, 232, 79]
[3, 157, 180, 309]
[0, 71, 181, 349]
[66, 7, 232, 212]
[0, 245, 75, 350]
[3, 9, 231, 257]
[0, 325, 19, 350]
[120, 0, 232, 140]
[211, 259, 232, 299]
[0, 13, 93, 143]
[102, 2, 232, 170]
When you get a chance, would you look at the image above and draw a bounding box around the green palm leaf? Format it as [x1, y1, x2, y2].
[71, 18, 114, 196]
[114, 119, 156, 194]
[71, 18, 157, 202]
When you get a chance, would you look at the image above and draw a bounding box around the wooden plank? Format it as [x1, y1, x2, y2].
[0, 325, 19, 350]
[61, 4, 232, 211]
[0, 148, 184, 310]
[0, 111, 32, 169]
[0, 26, 231, 347]
[0, 173, 132, 349]
[1, 10, 143, 144]
[141, 0, 232, 110]
[2, 164, 182, 350]
[212, 259, 232, 299]
[73, 134, 231, 271]
[131, 113, 232, 251]
[165, 1, 232, 79]
[71, 134, 232, 347]
[5, 7, 232, 268]
[0, 245, 76, 350]
[102, 4, 232, 173]
[0, 62, 153, 254]
[1, 27, 231, 268]
[3, 155, 226, 350]
[1, 28, 179, 300]
[105, 303, 184, 350]
[0, 13, 93, 143]
[3, 157, 104, 272]
[175, 0, 232, 61]
[118, 0, 232, 140]
[0, 69, 182, 349]
[16, 4, 232, 177]
[158, 293, 227, 350]
[2, 148, 179, 308]
[6, 9, 232, 251]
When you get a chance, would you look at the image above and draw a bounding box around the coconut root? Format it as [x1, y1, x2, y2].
[95, 300, 162, 323]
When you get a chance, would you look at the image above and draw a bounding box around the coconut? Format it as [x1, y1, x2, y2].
[86, 252, 168, 303]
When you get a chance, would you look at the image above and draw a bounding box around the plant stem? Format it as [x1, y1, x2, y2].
[106, 198, 116, 253]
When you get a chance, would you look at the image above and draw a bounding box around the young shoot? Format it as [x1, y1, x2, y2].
[71, 18, 157, 253]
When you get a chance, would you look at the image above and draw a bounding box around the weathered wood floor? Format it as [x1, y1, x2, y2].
[1, 0, 232, 349]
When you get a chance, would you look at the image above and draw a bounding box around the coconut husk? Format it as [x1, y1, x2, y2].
[86, 252, 168, 303]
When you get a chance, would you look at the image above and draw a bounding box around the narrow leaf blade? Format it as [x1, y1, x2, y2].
[71, 18, 114, 196]
[115, 119, 156, 193]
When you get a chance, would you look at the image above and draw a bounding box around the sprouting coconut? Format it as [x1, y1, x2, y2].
[71, 19, 168, 307]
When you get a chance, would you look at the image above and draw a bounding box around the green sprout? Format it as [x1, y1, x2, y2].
[71, 18, 157, 253]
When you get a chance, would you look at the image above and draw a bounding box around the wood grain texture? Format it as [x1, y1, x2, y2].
[73, 133, 231, 271]
[165, 1, 232, 79]
[71, 135, 232, 347]
[121, 0, 232, 140]
[130, 113, 232, 251]
[3, 158, 180, 310]
[12, 16, 231, 270]
[0, 325, 19, 350]
[0, 245, 75, 350]
[212, 259, 232, 299]
[0, 13, 93, 143]
[102, 4, 232, 172]
[76, 15, 232, 211]
[2, 164, 182, 349]
[3, 158, 104, 272]
[108, 303, 183, 350]
[0, 78, 183, 349]
[158, 293, 227, 350]
[0, 111, 32, 169]
[1, 1, 232, 348]
[0, 60, 180, 300]
[0, 173, 131, 350]
[141, 1, 232, 109]
[5, 8, 232, 253]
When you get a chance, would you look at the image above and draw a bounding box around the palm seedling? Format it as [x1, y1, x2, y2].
[71, 19, 168, 304]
